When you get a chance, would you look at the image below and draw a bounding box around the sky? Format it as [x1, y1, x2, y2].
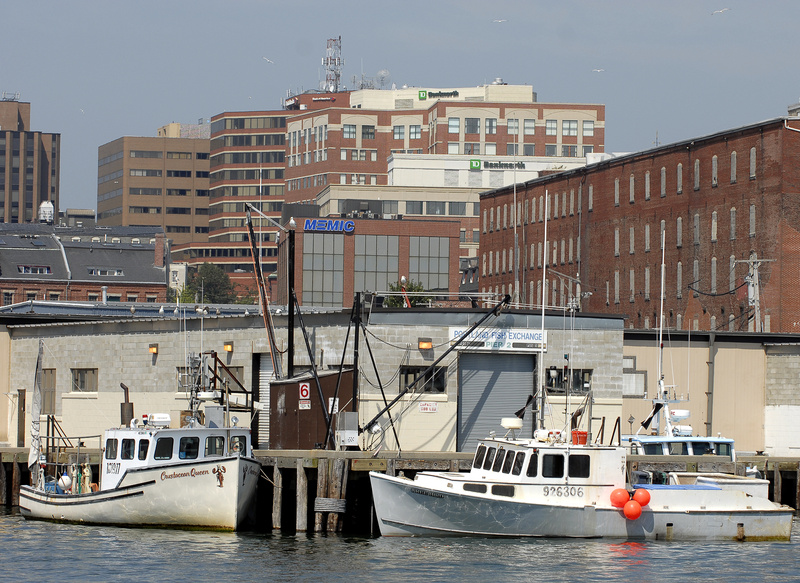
[2, 0, 798, 212]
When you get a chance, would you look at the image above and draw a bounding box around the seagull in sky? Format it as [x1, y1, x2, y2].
[711, 8, 730, 14]
[262, 56, 274, 64]
[592, 68, 605, 73]
[492, 19, 507, 23]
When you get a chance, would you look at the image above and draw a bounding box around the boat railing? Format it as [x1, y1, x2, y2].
[36, 424, 103, 493]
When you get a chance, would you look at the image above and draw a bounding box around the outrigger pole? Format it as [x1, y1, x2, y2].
[361, 294, 511, 435]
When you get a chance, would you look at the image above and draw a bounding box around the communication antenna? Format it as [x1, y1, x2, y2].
[322, 36, 344, 92]
[376, 69, 391, 89]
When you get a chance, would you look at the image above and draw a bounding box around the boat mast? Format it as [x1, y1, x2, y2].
[657, 228, 675, 436]
[537, 190, 549, 431]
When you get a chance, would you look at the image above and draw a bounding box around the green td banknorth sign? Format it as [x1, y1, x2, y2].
[470, 160, 525, 171]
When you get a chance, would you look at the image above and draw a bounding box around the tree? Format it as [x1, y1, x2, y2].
[384, 278, 431, 307]
[183, 263, 237, 304]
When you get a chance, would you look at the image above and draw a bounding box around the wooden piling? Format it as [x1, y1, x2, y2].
[11, 456, 20, 507]
[795, 463, 800, 515]
[271, 465, 282, 530]
[296, 458, 308, 532]
[327, 458, 345, 533]
[314, 458, 329, 532]
[337, 459, 349, 533]
[0, 460, 6, 507]
[774, 462, 782, 505]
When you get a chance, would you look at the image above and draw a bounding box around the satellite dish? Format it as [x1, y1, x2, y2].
[377, 69, 391, 89]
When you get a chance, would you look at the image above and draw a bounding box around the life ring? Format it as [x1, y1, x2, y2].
[232, 441, 243, 454]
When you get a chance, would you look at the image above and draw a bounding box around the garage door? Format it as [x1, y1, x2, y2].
[458, 352, 536, 452]
[257, 354, 274, 448]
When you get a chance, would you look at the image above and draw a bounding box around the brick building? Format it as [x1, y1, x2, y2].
[0, 223, 169, 304]
[174, 82, 604, 300]
[480, 117, 800, 333]
[0, 98, 60, 224]
[96, 125, 210, 246]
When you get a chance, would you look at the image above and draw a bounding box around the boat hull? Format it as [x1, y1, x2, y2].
[370, 472, 793, 541]
[20, 456, 260, 531]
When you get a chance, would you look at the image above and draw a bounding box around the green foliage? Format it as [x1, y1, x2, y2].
[384, 279, 431, 307]
[183, 263, 237, 304]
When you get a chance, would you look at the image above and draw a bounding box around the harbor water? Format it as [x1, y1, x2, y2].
[1, 508, 798, 582]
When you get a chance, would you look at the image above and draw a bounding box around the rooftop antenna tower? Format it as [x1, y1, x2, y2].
[322, 36, 344, 92]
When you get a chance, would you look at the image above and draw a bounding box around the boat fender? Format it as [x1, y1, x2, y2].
[82, 462, 93, 493]
[623, 500, 642, 520]
[632, 488, 650, 507]
[610, 488, 630, 508]
[58, 473, 73, 493]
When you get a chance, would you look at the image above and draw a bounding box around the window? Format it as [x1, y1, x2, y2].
[406, 201, 423, 214]
[506, 143, 518, 156]
[507, 118, 519, 135]
[568, 455, 590, 478]
[427, 201, 446, 215]
[546, 120, 557, 135]
[166, 170, 191, 178]
[230, 435, 247, 455]
[526, 452, 539, 477]
[524, 144, 535, 156]
[121, 439, 135, 460]
[545, 145, 557, 156]
[582, 145, 593, 156]
[562, 120, 578, 136]
[362, 125, 375, 139]
[464, 143, 480, 155]
[409, 125, 421, 139]
[449, 201, 466, 215]
[393, 125, 404, 140]
[72, 368, 98, 392]
[562, 145, 577, 157]
[473, 444, 487, 468]
[154, 437, 173, 460]
[524, 119, 536, 135]
[582, 120, 594, 136]
[448, 117, 460, 133]
[343, 124, 356, 139]
[485, 118, 497, 134]
[105, 438, 118, 460]
[545, 368, 593, 394]
[542, 454, 564, 478]
[179, 437, 199, 459]
[464, 118, 480, 134]
[492, 448, 506, 472]
[400, 365, 446, 393]
[447, 143, 459, 154]
[166, 151, 191, 159]
[138, 439, 149, 460]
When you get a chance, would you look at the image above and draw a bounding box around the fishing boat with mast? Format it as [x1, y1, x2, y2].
[19, 344, 260, 530]
[369, 216, 793, 540]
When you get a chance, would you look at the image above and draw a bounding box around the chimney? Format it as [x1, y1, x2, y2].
[154, 233, 165, 268]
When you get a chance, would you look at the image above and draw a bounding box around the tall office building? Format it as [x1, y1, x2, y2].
[96, 123, 210, 246]
[0, 97, 60, 223]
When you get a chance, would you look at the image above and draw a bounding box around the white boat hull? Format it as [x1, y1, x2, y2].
[370, 471, 794, 541]
[20, 456, 260, 531]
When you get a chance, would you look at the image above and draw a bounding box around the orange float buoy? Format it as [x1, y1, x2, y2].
[623, 499, 642, 520]
[632, 488, 651, 507]
[610, 488, 630, 508]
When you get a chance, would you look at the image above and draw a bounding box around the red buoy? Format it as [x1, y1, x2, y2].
[610, 488, 630, 508]
[632, 488, 651, 507]
[623, 499, 642, 520]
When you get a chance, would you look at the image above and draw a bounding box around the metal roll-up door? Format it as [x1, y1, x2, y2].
[257, 354, 274, 448]
[458, 352, 535, 452]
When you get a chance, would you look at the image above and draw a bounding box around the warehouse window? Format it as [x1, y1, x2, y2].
[400, 365, 446, 393]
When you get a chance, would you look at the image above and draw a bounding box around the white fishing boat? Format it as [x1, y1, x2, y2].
[19, 346, 260, 531]
[369, 418, 794, 540]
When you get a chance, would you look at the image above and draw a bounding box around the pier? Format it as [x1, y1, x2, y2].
[2, 448, 799, 534]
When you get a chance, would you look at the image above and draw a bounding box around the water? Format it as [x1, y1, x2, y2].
[1, 508, 798, 582]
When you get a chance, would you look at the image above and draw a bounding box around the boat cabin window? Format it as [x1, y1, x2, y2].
[138, 439, 150, 460]
[464, 483, 487, 494]
[483, 447, 497, 470]
[120, 439, 135, 460]
[542, 454, 565, 478]
[526, 452, 539, 477]
[230, 435, 246, 455]
[154, 437, 174, 460]
[716, 443, 732, 458]
[668, 442, 688, 455]
[512, 451, 525, 475]
[568, 454, 590, 478]
[105, 438, 118, 460]
[641, 443, 664, 455]
[691, 441, 715, 455]
[501, 450, 515, 474]
[179, 437, 199, 459]
[206, 436, 225, 457]
[492, 448, 506, 472]
[473, 445, 487, 469]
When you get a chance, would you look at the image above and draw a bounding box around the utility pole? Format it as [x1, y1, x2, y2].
[735, 254, 775, 332]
